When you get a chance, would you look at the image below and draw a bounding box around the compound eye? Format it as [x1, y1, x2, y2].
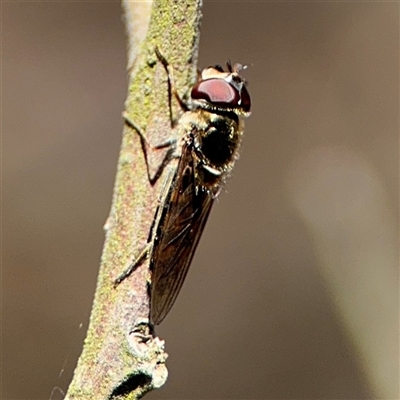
[191, 78, 240, 108]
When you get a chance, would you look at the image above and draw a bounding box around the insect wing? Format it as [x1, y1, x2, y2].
[150, 143, 213, 325]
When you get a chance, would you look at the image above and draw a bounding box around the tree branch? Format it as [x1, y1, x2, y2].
[65, 1, 202, 398]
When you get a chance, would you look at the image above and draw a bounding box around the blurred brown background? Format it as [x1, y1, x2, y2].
[3, 1, 398, 399]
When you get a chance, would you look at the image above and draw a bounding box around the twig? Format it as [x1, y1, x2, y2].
[65, 1, 202, 398]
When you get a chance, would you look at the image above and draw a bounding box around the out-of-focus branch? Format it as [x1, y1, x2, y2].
[122, 1, 152, 73]
[65, 1, 202, 398]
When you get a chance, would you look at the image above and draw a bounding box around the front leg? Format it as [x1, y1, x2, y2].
[155, 47, 190, 120]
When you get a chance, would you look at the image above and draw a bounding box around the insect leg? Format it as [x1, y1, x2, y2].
[123, 112, 177, 185]
[113, 243, 151, 286]
[122, 48, 188, 184]
[113, 163, 177, 287]
[155, 47, 190, 118]
[123, 112, 176, 150]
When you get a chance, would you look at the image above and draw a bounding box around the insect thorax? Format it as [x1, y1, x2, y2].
[179, 109, 243, 194]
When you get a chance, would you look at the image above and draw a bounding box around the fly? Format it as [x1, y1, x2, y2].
[115, 49, 252, 325]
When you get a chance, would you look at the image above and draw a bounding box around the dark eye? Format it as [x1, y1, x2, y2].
[191, 78, 240, 107]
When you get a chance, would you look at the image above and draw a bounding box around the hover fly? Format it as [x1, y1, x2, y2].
[116, 49, 251, 325]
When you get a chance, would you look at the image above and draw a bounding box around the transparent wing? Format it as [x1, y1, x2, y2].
[150, 143, 214, 325]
